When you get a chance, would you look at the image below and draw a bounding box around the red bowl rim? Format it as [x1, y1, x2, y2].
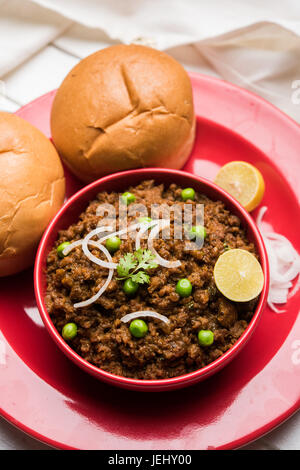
[34, 168, 269, 389]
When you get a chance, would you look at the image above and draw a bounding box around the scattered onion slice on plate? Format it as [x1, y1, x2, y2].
[120, 310, 170, 324]
[256, 206, 300, 313]
[148, 219, 181, 269]
[74, 243, 114, 309]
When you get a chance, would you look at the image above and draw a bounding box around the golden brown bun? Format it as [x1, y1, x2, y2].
[0, 112, 65, 277]
[51, 44, 195, 183]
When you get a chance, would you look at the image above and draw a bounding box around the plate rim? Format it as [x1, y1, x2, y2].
[1, 72, 299, 450]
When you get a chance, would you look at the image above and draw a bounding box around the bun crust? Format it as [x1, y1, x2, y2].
[51, 45, 195, 183]
[0, 112, 65, 276]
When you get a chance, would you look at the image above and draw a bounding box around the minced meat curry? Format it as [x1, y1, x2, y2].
[45, 180, 258, 380]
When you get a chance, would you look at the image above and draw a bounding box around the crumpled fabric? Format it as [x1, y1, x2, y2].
[0, 0, 299, 121]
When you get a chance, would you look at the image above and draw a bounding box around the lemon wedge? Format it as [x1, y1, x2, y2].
[213, 249, 264, 302]
[214, 161, 265, 212]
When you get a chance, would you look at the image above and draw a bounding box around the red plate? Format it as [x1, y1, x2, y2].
[0, 73, 299, 449]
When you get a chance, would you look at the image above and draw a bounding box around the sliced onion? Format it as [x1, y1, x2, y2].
[267, 301, 285, 314]
[62, 226, 113, 257]
[63, 239, 83, 256]
[289, 277, 300, 298]
[83, 221, 157, 268]
[74, 243, 114, 309]
[268, 288, 288, 304]
[148, 219, 181, 269]
[135, 219, 159, 250]
[64, 223, 146, 269]
[61, 219, 181, 308]
[82, 226, 117, 269]
[97, 222, 146, 243]
[271, 281, 293, 289]
[263, 239, 287, 284]
[120, 310, 170, 324]
[276, 245, 295, 264]
[256, 206, 300, 313]
[256, 205, 267, 228]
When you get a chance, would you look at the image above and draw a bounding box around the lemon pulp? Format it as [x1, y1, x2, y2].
[213, 249, 264, 302]
[214, 161, 265, 212]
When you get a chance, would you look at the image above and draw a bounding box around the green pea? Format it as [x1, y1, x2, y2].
[198, 330, 214, 347]
[189, 225, 207, 240]
[123, 278, 139, 296]
[62, 322, 77, 340]
[57, 241, 71, 258]
[121, 192, 136, 205]
[175, 278, 192, 297]
[181, 188, 195, 201]
[129, 319, 148, 338]
[105, 236, 121, 253]
[138, 216, 152, 224]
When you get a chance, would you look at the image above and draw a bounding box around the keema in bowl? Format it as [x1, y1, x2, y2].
[35, 169, 269, 391]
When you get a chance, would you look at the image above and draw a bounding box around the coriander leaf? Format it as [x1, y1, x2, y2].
[136, 249, 158, 270]
[146, 259, 158, 270]
[133, 248, 144, 263]
[116, 249, 158, 283]
[116, 252, 137, 278]
[131, 271, 150, 285]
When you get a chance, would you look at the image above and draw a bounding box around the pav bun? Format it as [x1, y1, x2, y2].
[0, 112, 65, 277]
[51, 44, 195, 183]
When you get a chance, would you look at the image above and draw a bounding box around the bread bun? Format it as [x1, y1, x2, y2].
[0, 112, 65, 277]
[51, 45, 195, 183]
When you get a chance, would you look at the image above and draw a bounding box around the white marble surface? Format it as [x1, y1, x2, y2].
[0, 7, 299, 451]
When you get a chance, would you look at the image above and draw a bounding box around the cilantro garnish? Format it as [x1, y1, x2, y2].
[116, 249, 158, 284]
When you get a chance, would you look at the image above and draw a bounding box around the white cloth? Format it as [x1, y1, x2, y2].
[30, 0, 300, 48]
[0, 0, 300, 120]
[0, 0, 71, 76]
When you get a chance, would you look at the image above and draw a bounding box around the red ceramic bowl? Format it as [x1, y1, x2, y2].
[34, 168, 269, 391]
